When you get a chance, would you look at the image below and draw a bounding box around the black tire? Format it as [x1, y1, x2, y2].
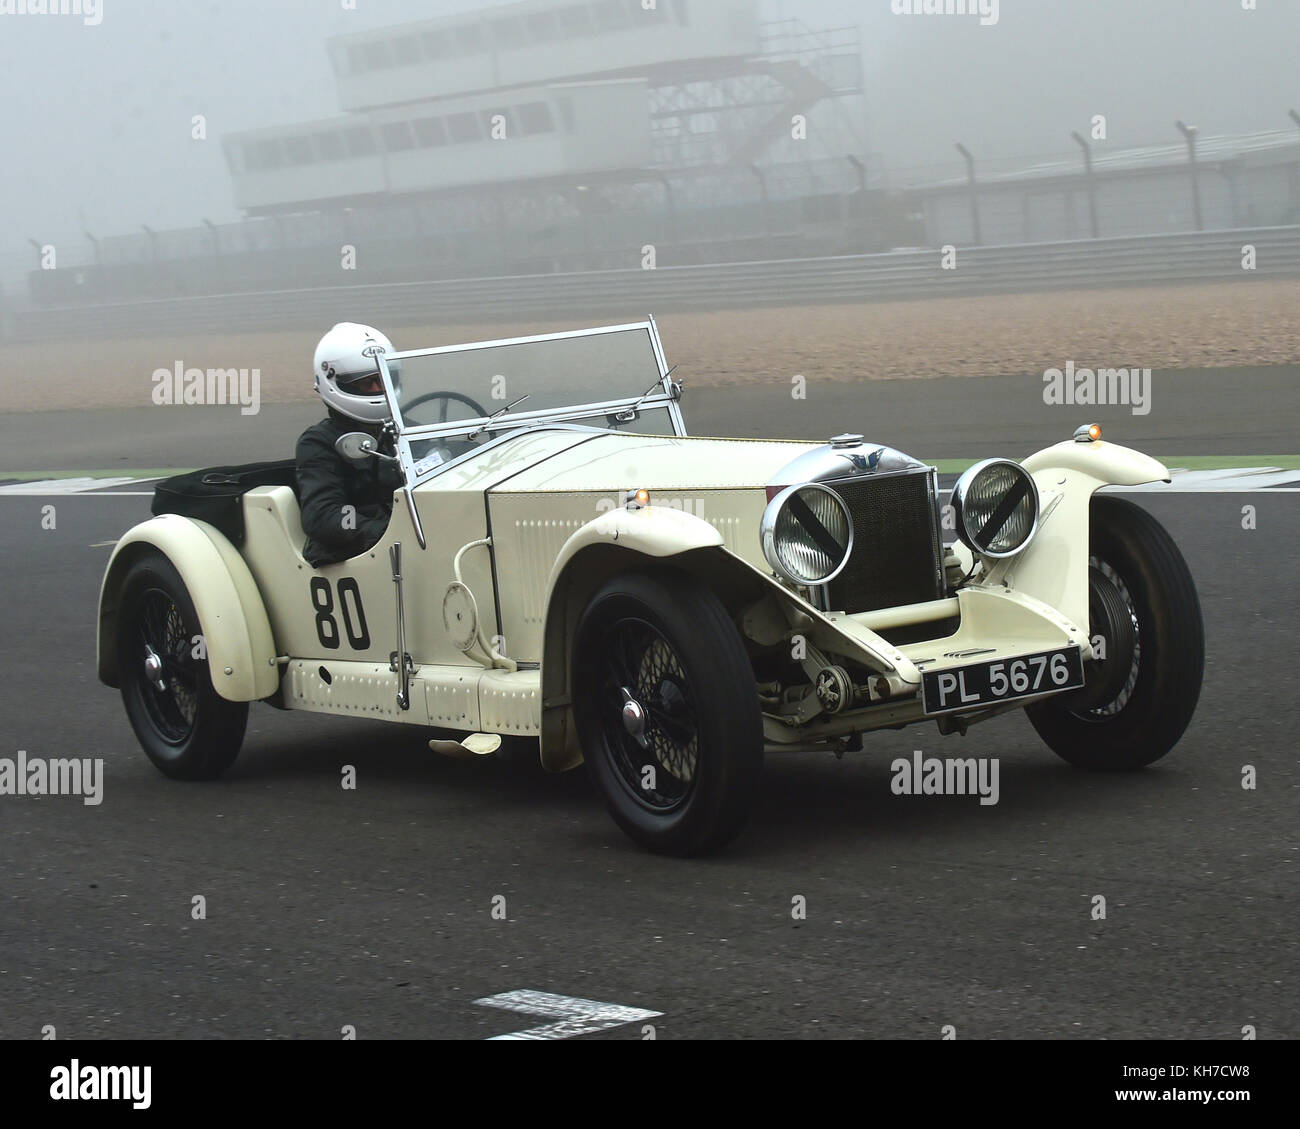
[572, 569, 763, 856]
[1027, 495, 1203, 770]
[116, 552, 248, 780]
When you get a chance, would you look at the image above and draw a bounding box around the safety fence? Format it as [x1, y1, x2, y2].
[5, 225, 1298, 343]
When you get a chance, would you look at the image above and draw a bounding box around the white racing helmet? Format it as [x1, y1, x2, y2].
[313, 323, 401, 425]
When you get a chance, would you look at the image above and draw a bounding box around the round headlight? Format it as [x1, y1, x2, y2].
[952, 459, 1039, 559]
[760, 483, 854, 586]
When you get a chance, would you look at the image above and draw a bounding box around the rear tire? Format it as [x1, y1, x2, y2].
[1027, 496, 1203, 770]
[116, 552, 248, 780]
[572, 569, 763, 856]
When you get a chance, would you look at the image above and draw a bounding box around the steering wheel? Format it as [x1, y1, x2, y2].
[401, 391, 490, 425]
[400, 392, 492, 463]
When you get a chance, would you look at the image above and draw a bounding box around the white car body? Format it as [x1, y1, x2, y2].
[97, 318, 1196, 853]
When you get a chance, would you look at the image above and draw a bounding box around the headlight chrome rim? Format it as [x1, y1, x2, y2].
[951, 459, 1040, 560]
[760, 482, 854, 587]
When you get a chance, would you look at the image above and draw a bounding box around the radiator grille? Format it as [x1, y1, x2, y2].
[823, 470, 944, 614]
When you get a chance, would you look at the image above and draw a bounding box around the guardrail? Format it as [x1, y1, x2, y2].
[6, 225, 1299, 343]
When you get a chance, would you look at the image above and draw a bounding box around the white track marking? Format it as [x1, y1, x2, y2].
[474, 990, 661, 1040]
[1118, 467, 1300, 492]
[0, 477, 149, 495]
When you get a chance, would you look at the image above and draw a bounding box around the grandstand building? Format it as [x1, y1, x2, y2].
[325, 0, 763, 112]
[224, 80, 654, 213]
[31, 0, 877, 305]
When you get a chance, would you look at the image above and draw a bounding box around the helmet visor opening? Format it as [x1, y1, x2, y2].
[338, 371, 385, 396]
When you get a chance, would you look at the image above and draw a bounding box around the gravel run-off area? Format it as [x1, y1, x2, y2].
[6, 279, 1300, 414]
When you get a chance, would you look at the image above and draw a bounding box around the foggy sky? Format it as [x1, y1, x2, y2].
[4, 0, 1299, 284]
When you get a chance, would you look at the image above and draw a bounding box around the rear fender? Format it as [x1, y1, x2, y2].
[97, 515, 279, 703]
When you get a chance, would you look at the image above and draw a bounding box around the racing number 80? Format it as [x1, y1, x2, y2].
[310, 577, 371, 650]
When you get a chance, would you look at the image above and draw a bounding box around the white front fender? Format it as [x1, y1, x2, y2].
[544, 503, 726, 591]
[983, 439, 1170, 632]
[1020, 437, 1171, 487]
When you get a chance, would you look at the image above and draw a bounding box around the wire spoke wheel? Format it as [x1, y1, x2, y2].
[597, 617, 700, 812]
[573, 570, 763, 856]
[116, 552, 248, 780]
[1069, 558, 1142, 719]
[135, 588, 200, 744]
[1027, 497, 1203, 771]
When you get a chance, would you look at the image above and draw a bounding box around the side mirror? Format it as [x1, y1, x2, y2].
[335, 432, 397, 466]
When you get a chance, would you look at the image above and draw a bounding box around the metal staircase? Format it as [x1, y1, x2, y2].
[646, 18, 863, 170]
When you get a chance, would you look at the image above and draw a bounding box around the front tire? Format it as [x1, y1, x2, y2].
[572, 570, 763, 856]
[116, 552, 248, 780]
[1027, 496, 1203, 770]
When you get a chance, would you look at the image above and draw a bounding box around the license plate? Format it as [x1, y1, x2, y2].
[921, 647, 1085, 715]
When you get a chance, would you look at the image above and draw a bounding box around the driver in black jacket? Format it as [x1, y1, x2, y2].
[296, 323, 405, 568]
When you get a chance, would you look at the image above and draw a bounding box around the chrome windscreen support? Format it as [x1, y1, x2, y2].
[403, 485, 427, 550]
[389, 542, 413, 711]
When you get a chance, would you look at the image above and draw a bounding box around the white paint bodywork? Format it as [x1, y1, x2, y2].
[986, 438, 1170, 633]
[97, 319, 1174, 770]
[97, 514, 279, 703]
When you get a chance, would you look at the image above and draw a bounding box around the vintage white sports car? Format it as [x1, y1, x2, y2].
[98, 319, 1204, 854]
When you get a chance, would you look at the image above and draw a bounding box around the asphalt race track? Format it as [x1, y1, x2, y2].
[0, 382, 1297, 1040]
[3, 365, 1299, 473]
